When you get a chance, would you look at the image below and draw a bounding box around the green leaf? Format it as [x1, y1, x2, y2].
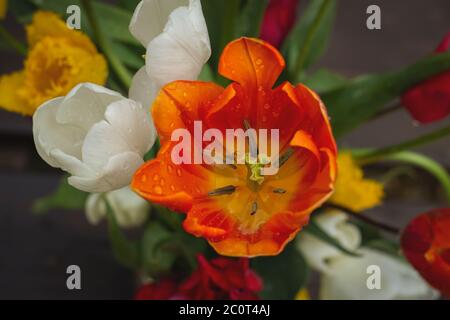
[304, 218, 361, 257]
[324, 52, 450, 137]
[303, 68, 348, 94]
[32, 177, 88, 214]
[141, 222, 178, 276]
[106, 204, 140, 270]
[110, 41, 143, 70]
[252, 243, 309, 299]
[198, 63, 215, 82]
[8, 0, 36, 23]
[117, 0, 141, 12]
[364, 238, 401, 259]
[283, 0, 336, 79]
[237, 0, 269, 38]
[202, 0, 239, 70]
[383, 151, 450, 205]
[27, 0, 138, 45]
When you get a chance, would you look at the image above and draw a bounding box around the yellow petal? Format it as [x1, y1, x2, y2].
[330, 153, 384, 212]
[26, 11, 97, 53]
[0, 0, 7, 19]
[295, 288, 311, 300]
[19, 36, 108, 110]
[0, 70, 33, 115]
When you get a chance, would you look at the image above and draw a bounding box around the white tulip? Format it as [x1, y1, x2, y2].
[319, 248, 438, 300]
[86, 186, 150, 228]
[297, 211, 437, 300]
[33, 83, 156, 193]
[297, 211, 361, 273]
[128, 0, 211, 108]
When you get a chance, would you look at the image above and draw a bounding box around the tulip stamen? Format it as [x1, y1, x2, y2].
[208, 185, 236, 196]
[250, 201, 258, 215]
[279, 147, 294, 168]
[273, 188, 286, 194]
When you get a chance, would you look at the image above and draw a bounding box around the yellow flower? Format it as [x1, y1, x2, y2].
[330, 152, 384, 212]
[0, 11, 108, 115]
[0, 0, 7, 19]
[295, 288, 311, 300]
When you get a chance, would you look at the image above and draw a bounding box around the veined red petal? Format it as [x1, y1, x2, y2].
[401, 208, 450, 298]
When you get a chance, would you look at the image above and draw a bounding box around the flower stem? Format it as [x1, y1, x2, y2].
[0, 25, 26, 56]
[369, 102, 403, 122]
[379, 151, 450, 205]
[354, 124, 450, 164]
[81, 0, 132, 89]
[324, 204, 400, 234]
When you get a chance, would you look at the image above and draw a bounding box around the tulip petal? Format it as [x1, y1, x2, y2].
[33, 97, 86, 169]
[129, 0, 188, 47]
[82, 99, 154, 171]
[145, 0, 211, 87]
[70, 152, 144, 192]
[219, 37, 285, 90]
[297, 211, 361, 273]
[319, 249, 437, 300]
[152, 80, 223, 144]
[401, 208, 450, 297]
[56, 83, 123, 132]
[129, 66, 159, 111]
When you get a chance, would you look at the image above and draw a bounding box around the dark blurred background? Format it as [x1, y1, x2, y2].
[0, 0, 449, 299]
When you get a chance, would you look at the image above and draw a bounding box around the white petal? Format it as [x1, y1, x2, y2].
[85, 187, 149, 228]
[81, 99, 155, 171]
[33, 97, 86, 168]
[129, 0, 188, 47]
[315, 211, 361, 251]
[129, 66, 160, 111]
[69, 152, 144, 192]
[106, 187, 150, 228]
[145, 0, 211, 87]
[319, 249, 438, 300]
[297, 233, 343, 273]
[85, 193, 106, 225]
[56, 83, 124, 132]
[297, 211, 361, 273]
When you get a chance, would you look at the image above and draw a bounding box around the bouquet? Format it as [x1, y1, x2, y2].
[1, 0, 449, 300]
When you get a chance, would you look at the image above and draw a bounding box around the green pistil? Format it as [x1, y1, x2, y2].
[246, 154, 270, 185]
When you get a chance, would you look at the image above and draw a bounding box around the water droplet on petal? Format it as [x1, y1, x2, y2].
[153, 185, 163, 195]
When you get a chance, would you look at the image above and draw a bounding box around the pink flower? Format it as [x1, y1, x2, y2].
[260, 0, 299, 48]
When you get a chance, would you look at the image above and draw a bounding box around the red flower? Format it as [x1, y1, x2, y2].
[135, 277, 179, 300]
[401, 208, 450, 298]
[260, 0, 299, 48]
[401, 32, 450, 124]
[132, 37, 337, 257]
[179, 255, 263, 300]
[134, 255, 263, 300]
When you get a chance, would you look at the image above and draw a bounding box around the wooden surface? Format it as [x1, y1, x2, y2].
[0, 0, 449, 299]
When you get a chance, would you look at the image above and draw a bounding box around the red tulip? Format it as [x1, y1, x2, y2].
[260, 0, 300, 48]
[401, 208, 450, 298]
[401, 32, 450, 124]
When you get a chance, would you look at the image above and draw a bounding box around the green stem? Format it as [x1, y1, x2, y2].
[324, 204, 400, 234]
[0, 25, 26, 56]
[369, 103, 403, 122]
[81, 0, 132, 88]
[354, 124, 450, 164]
[383, 151, 450, 205]
[293, 0, 331, 79]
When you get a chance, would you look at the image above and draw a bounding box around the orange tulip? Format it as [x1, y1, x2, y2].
[401, 208, 450, 298]
[132, 37, 337, 257]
